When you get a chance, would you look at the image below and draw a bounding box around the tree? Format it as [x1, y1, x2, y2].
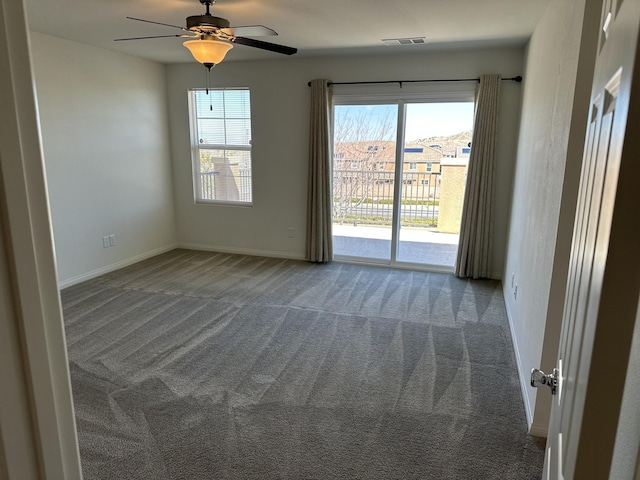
[332, 106, 396, 223]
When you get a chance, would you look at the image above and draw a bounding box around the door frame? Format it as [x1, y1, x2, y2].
[331, 90, 475, 270]
[544, 0, 640, 477]
[0, 0, 82, 478]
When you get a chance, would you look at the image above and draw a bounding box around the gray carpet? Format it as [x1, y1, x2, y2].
[61, 249, 544, 479]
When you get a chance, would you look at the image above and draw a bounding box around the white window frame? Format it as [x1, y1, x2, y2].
[188, 87, 253, 206]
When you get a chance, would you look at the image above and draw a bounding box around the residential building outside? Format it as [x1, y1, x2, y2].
[332, 135, 471, 233]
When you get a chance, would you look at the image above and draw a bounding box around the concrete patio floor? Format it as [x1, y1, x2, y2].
[332, 224, 459, 270]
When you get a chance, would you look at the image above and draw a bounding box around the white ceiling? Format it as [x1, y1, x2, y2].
[25, 0, 551, 64]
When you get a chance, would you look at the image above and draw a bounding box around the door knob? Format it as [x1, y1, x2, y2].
[530, 368, 559, 395]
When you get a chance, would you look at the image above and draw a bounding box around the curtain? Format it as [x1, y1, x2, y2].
[455, 74, 501, 279]
[306, 79, 333, 262]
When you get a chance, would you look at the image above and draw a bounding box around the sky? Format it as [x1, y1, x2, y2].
[335, 102, 474, 142]
[406, 103, 474, 141]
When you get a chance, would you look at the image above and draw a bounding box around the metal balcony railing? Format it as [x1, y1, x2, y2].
[199, 169, 252, 202]
[200, 171, 218, 200]
[333, 169, 441, 227]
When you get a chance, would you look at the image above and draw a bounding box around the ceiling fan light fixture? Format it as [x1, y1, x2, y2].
[183, 37, 233, 66]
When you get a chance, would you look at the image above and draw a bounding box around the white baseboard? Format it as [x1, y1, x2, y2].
[57, 243, 178, 289]
[503, 285, 537, 434]
[177, 243, 307, 261]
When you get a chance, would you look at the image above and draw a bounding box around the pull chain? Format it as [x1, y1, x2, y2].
[204, 63, 215, 110]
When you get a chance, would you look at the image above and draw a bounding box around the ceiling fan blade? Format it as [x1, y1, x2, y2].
[114, 34, 195, 41]
[126, 17, 188, 32]
[224, 25, 278, 37]
[233, 36, 297, 55]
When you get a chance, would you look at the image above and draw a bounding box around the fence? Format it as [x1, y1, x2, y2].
[199, 168, 252, 203]
[200, 171, 218, 200]
[333, 169, 442, 227]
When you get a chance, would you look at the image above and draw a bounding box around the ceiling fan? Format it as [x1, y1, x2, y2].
[115, 0, 297, 68]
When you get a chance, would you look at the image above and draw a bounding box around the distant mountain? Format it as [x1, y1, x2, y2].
[411, 131, 472, 157]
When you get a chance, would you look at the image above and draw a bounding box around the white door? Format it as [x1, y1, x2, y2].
[544, 0, 640, 478]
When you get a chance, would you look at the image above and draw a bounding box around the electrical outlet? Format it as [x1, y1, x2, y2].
[287, 227, 295, 238]
[102, 236, 110, 248]
[514, 284, 518, 300]
[109, 234, 116, 247]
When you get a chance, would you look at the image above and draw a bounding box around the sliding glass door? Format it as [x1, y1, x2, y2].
[332, 97, 474, 270]
[332, 103, 398, 261]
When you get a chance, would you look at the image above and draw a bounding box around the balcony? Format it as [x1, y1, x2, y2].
[333, 225, 459, 268]
[200, 168, 252, 203]
[332, 168, 464, 269]
[198, 167, 464, 269]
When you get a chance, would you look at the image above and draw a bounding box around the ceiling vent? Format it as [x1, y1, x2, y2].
[382, 37, 427, 46]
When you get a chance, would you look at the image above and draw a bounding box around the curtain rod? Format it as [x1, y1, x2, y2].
[307, 75, 522, 87]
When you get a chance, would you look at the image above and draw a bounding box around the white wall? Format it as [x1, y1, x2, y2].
[502, 0, 600, 435]
[30, 33, 177, 287]
[167, 47, 524, 277]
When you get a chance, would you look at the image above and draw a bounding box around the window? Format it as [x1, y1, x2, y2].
[426, 162, 433, 173]
[421, 179, 429, 185]
[189, 88, 252, 204]
[409, 162, 417, 170]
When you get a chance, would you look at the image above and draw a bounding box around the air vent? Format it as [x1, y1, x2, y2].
[382, 37, 427, 46]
